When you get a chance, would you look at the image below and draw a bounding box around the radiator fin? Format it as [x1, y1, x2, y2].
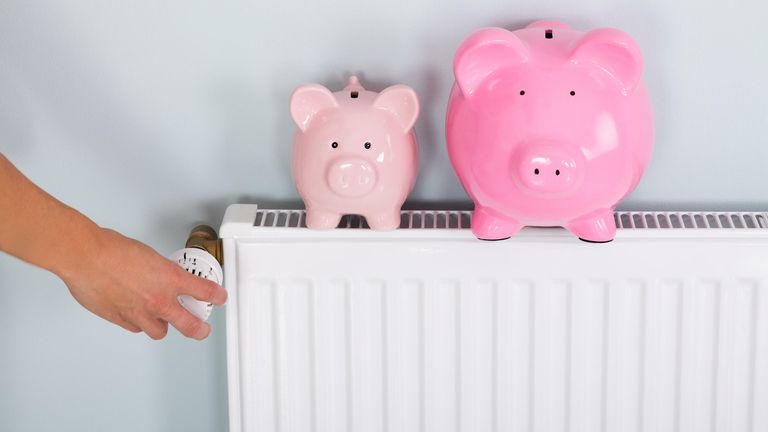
[753, 284, 768, 431]
[235, 278, 768, 432]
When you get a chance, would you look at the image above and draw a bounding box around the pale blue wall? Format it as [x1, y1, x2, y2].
[1, 1, 766, 430]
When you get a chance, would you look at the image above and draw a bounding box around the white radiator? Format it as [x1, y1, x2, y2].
[221, 204, 768, 432]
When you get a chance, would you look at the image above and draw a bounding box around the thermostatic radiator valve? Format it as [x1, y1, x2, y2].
[168, 225, 223, 321]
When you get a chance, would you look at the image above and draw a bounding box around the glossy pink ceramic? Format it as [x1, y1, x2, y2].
[446, 21, 653, 242]
[290, 76, 420, 230]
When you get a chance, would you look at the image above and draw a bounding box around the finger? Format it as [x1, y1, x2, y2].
[178, 270, 227, 306]
[136, 316, 169, 340]
[109, 312, 142, 333]
[115, 318, 141, 333]
[156, 300, 211, 340]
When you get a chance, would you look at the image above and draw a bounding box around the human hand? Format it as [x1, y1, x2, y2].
[59, 228, 227, 340]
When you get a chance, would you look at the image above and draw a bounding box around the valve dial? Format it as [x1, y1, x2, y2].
[168, 248, 223, 321]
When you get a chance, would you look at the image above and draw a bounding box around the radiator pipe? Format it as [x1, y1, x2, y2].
[185, 225, 223, 266]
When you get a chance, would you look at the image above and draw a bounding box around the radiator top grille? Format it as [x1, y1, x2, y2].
[252, 210, 768, 230]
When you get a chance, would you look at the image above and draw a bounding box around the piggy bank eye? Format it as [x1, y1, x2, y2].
[570, 90, 576, 96]
[519, 90, 526, 96]
[331, 141, 339, 149]
[364, 142, 372, 150]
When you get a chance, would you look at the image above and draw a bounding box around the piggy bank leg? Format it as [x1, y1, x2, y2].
[305, 208, 342, 230]
[366, 211, 402, 231]
[566, 210, 616, 243]
[471, 206, 522, 240]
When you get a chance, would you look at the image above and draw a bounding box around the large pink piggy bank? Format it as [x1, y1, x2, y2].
[290, 76, 419, 230]
[447, 21, 653, 242]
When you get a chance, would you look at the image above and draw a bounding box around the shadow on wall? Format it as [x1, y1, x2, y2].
[207, 81, 287, 196]
[153, 311, 229, 432]
[223, 196, 476, 212]
[190, 196, 768, 218]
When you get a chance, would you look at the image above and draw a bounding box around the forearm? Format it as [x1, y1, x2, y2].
[0, 153, 101, 279]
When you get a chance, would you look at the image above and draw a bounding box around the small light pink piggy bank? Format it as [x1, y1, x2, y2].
[447, 21, 653, 242]
[290, 76, 419, 230]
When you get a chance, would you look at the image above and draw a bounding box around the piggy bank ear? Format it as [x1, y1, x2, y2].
[454, 27, 529, 97]
[372, 85, 420, 132]
[290, 84, 338, 132]
[570, 28, 644, 95]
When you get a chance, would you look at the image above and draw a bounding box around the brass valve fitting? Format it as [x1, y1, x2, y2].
[185, 225, 223, 266]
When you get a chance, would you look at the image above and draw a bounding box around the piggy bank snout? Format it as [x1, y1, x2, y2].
[514, 146, 581, 195]
[327, 158, 378, 197]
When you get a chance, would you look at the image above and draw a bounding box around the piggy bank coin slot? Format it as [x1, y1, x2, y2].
[545, 29, 553, 39]
[351, 91, 359, 98]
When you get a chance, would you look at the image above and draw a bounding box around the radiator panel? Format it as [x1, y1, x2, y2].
[222, 205, 768, 432]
